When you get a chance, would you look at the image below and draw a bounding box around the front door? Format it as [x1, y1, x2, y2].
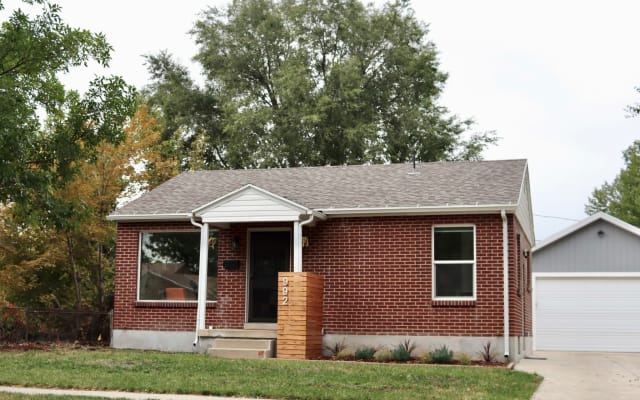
[248, 231, 291, 323]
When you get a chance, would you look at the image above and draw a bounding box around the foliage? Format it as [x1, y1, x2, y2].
[478, 341, 498, 363]
[418, 352, 432, 363]
[324, 338, 347, 356]
[144, 0, 496, 170]
[373, 348, 393, 362]
[586, 140, 640, 227]
[457, 352, 473, 365]
[0, 304, 26, 341]
[354, 346, 376, 360]
[335, 349, 354, 360]
[0, 105, 171, 310]
[142, 51, 223, 171]
[390, 338, 415, 361]
[390, 345, 411, 362]
[429, 345, 453, 364]
[0, 0, 136, 216]
[0, 349, 543, 400]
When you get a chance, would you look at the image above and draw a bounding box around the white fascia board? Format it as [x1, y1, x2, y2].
[533, 272, 640, 278]
[202, 215, 301, 223]
[106, 213, 191, 222]
[192, 183, 310, 215]
[321, 204, 517, 217]
[532, 211, 640, 253]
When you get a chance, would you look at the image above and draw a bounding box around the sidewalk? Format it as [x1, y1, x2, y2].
[0, 386, 267, 400]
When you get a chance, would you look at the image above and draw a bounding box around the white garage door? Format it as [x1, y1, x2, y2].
[535, 277, 640, 352]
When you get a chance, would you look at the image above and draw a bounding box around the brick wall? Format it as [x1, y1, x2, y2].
[509, 218, 533, 337]
[113, 214, 531, 338]
[303, 214, 513, 336]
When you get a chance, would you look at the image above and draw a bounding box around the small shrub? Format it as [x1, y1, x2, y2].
[399, 338, 416, 354]
[478, 341, 498, 363]
[391, 345, 412, 361]
[457, 352, 472, 365]
[418, 352, 432, 364]
[429, 345, 453, 364]
[335, 349, 354, 360]
[374, 349, 393, 362]
[324, 338, 347, 356]
[354, 346, 376, 360]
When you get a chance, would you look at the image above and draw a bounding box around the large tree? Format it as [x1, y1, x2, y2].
[0, 0, 135, 220]
[586, 140, 640, 227]
[145, 0, 495, 170]
[0, 105, 174, 310]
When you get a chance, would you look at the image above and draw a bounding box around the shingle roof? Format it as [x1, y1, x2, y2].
[110, 159, 528, 218]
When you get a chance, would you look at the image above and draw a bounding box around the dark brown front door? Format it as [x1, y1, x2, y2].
[248, 231, 290, 322]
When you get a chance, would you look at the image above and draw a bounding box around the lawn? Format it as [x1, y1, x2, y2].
[0, 394, 114, 400]
[0, 348, 541, 400]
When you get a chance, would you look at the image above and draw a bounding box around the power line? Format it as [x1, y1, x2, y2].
[534, 213, 580, 222]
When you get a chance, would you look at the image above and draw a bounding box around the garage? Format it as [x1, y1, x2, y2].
[532, 212, 640, 352]
[535, 276, 640, 352]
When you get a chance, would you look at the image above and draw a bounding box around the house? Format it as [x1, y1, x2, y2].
[107, 159, 535, 361]
[532, 212, 640, 352]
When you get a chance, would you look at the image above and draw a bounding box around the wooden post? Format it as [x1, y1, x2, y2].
[277, 272, 323, 359]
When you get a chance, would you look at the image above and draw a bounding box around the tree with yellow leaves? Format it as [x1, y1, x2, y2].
[0, 105, 178, 310]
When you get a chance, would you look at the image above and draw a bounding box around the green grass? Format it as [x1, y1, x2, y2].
[0, 349, 541, 400]
[0, 394, 116, 400]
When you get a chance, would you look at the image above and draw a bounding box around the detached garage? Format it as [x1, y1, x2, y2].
[532, 212, 640, 352]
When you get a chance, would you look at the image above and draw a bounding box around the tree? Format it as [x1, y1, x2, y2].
[0, 105, 175, 310]
[142, 52, 224, 170]
[145, 0, 495, 170]
[586, 140, 640, 227]
[0, 0, 135, 217]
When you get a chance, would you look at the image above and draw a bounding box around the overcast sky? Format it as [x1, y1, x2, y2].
[3, 0, 640, 242]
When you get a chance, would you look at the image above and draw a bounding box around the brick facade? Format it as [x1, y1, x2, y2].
[113, 214, 532, 339]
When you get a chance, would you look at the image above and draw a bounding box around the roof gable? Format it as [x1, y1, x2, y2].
[194, 184, 310, 223]
[533, 212, 640, 253]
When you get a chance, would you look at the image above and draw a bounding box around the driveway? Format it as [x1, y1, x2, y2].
[516, 352, 640, 400]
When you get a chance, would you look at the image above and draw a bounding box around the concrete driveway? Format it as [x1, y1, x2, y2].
[516, 352, 640, 400]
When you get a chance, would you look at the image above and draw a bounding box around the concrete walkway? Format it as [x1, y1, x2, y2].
[516, 352, 640, 400]
[0, 386, 266, 400]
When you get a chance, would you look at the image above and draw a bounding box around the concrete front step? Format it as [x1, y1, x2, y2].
[212, 338, 274, 350]
[198, 328, 277, 339]
[207, 347, 273, 359]
[206, 337, 276, 359]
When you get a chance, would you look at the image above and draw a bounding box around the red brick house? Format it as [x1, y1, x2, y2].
[108, 160, 534, 361]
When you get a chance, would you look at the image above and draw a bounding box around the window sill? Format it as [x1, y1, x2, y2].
[431, 299, 476, 307]
[135, 301, 217, 309]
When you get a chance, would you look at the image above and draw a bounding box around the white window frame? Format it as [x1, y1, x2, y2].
[136, 229, 218, 303]
[431, 224, 476, 301]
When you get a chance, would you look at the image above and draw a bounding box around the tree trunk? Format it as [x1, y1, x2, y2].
[65, 233, 82, 310]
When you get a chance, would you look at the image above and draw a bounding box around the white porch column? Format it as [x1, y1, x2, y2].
[293, 221, 302, 272]
[196, 222, 209, 330]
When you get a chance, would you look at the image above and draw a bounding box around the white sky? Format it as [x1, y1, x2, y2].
[3, 0, 640, 242]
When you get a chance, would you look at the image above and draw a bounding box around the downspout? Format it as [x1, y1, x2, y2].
[190, 216, 209, 347]
[501, 209, 510, 359]
[293, 213, 315, 273]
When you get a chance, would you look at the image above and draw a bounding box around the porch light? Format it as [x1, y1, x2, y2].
[232, 235, 241, 252]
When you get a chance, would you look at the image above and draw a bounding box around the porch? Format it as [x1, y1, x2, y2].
[191, 185, 325, 359]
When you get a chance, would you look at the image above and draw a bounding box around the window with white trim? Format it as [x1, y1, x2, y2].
[433, 226, 475, 299]
[139, 231, 218, 301]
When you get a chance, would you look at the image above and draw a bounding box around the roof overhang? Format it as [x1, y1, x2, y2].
[321, 204, 518, 218]
[106, 213, 191, 222]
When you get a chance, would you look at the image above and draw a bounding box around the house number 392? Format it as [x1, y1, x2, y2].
[282, 277, 289, 305]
